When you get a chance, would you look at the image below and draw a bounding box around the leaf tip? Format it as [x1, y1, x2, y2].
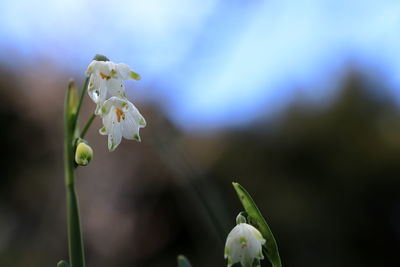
[232, 182, 242, 193]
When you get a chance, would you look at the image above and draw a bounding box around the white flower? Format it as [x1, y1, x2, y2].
[98, 96, 146, 151]
[224, 223, 265, 267]
[85, 60, 141, 114]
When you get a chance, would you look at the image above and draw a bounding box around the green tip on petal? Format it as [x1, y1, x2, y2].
[93, 54, 110, 61]
[133, 134, 141, 142]
[224, 246, 230, 256]
[109, 143, 116, 151]
[130, 71, 141, 81]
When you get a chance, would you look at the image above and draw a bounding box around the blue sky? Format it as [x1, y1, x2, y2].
[1, 0, 400, 130]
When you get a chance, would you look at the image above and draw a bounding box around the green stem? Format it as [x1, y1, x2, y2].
[72, 77, 89, 132]
[64, 86, 86, 267]
[80, 113, 96, 139]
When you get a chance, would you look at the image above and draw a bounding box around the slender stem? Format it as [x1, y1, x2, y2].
[64, 86, 74, 185]
[80, 113, 96, 139]
[66, 184, 85, 267]
[72, 77, 89, 132]
[64, 87, 86, 267]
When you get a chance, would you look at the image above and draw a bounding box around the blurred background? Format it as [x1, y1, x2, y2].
[1, 0, 400, 266]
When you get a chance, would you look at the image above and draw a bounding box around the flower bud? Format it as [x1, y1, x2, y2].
[67, 79, 78, 116]
[224, 222, 265, 267]
[75, 142, 93, 166]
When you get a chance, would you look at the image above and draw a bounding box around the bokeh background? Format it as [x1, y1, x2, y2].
[1, 0, 400, 266]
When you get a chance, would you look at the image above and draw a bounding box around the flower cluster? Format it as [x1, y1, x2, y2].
[86, 58, 146, 151]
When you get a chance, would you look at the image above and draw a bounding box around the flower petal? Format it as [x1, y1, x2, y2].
[87, 74, 107, 104]
[127, 101, 146, 127]
[121, 112, 139, 140]
[106, 78, 126, 98]
[85, 60, 99, 76]
[102, 108, 115, 132]
[99, 126, 108, 135]
[99, 97, 119, 116]
[107, 113, 122, 151]
[116, 63, 141, 81]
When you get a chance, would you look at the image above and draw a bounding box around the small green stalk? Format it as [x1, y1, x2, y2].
[72, 77, 89, 132]
[63, 82, 86, 267]
[81, 113, 96, 139]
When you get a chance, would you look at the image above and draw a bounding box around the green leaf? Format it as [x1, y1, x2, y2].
[57, 260, 69, 267]
[232, 182, 282, 267]
[177, 255, 192, 267]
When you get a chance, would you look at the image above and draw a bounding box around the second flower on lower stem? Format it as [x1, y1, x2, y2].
[98, 96, 146, 151]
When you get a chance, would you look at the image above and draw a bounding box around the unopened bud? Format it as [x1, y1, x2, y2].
[67, 79, 78, 117]
[75, 142, 93, 166]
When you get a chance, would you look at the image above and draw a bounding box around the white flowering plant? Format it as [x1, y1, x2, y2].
[59, 55, 281, 267]
[177, 183, 282, 267]
[59, 54, 146, 267]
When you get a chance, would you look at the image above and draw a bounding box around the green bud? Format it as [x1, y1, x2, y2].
[93, 54, 109, 61]
[75, 142, 93, 166]
[67, 79, 78, 117]
[236, 213, 247, 224]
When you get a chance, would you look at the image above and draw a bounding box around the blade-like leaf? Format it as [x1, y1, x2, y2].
[232, 182, 282, 267]
[177, 255, 192, 267]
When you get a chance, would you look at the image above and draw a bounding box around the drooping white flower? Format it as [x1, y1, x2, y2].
[85, 60, 141, 114]
[224, 222, 265, 267]
[98, 96, 146, 151]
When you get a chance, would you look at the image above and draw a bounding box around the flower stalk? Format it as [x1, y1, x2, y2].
[72, 77, 89, 132]
[80, 113, 96, 139]
[63, 80, 86, 267]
